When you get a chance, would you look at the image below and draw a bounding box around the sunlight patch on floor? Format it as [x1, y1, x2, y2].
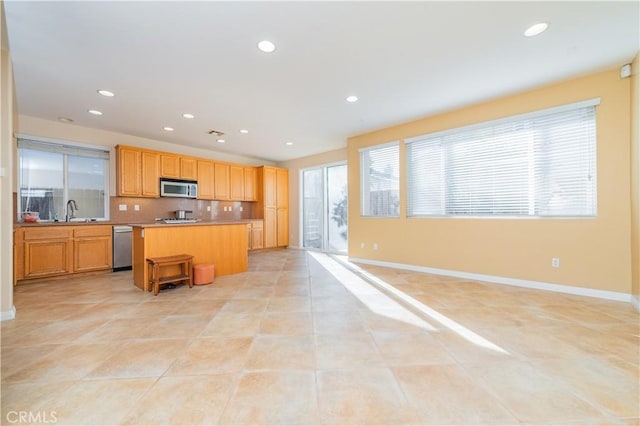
[327, 254, 510, 355]
[309, 251, 437, 331]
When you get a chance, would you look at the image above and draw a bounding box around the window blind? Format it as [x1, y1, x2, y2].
[360, 142, 400, 217]
[406, 99, 598, 217]
[18, 138, 109, 159]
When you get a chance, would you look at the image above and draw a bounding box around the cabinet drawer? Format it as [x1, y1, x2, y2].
[73, 225, 112, 238]
[23, 227, 72, 241]
[249, 220, 264, 229]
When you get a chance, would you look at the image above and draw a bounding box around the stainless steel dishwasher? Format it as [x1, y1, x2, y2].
[112, 225, 133, 271]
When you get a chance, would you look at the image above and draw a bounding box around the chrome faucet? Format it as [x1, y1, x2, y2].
[65, 200, 79, 222]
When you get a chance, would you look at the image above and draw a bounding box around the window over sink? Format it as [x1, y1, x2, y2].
[17, 137, 110, 222]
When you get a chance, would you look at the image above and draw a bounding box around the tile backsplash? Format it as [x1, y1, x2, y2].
[109, 196, 256, 223]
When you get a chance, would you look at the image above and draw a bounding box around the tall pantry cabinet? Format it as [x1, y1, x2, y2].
[257, 166, 289, 248]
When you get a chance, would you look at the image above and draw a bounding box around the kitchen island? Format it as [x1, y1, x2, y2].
[131, 221, 248, 291]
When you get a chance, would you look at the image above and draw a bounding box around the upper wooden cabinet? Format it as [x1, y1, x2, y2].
[116, 145, 265, 202]
[230, 165, 245, 201]
[276, 168, 289, 209]
[117, 147, 141, 196]
[180, 157, 198, 180]
[116, 145, 159, 197]
[160, 154, 180, 178]
[197, 160, 215, 200]
[141, 151, 160, 197]
[161, 154, 198, 180]
[214, 163, 230, 200]
[244, 167, 257, 201]
[263, 167, 277, 208]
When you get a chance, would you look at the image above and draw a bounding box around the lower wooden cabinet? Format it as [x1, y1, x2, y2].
[15, 225, 113, 283]
[248, 220, 264, 251]
[263, 208, 277, 248]
[73, 226, 112, 272]
[23, 238, 73, 279]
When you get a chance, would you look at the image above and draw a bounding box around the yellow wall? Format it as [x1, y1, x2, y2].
[348, 69, 632, 294]
[16, 115, 276, 195]
[631, 55, 640, 301]
[1, 0, 16, 318]
[278, 148, 347, 247]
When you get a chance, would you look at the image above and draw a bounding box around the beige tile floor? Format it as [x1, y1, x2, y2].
[1, 249, 638, 425]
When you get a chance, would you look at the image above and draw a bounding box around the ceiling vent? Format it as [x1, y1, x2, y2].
[208, 129, 225, 137]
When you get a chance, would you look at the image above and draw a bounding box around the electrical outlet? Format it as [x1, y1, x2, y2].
[134, 204, 140, 211]
[551, 257, 560, 268]
[206, 206, 211, 212]
[373, 243, 379, 250]
[118, 204, 127, 211]
[240, 206, 243, 212]
[360, 242, 365, 249]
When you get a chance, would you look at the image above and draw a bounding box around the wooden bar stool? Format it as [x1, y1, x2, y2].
[146, 254, 194, 296]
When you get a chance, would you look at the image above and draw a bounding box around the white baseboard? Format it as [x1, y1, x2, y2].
[631, 295, 640, 312]
[1, 305, 16, 321]
[349, 257, 633, 304]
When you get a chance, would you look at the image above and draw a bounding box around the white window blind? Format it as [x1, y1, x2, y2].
[406, 99, 598, 217]
[360, 142, 400, 217]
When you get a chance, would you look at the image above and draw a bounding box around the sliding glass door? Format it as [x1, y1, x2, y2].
[302, 163, 347, 253]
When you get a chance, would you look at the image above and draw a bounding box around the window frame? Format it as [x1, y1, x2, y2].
[359, 141, 400, 218]
[17, 136, 110, 222]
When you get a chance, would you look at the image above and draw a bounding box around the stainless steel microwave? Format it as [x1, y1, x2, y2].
[160, 179, 198, 198]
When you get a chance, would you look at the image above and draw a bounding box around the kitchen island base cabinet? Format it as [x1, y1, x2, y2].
[132, 223, 248, 292]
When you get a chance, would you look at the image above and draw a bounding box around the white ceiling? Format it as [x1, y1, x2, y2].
[4, 1, 639, 162]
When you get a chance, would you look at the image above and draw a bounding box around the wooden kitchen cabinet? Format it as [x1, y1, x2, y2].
[263, 207, 277, 248]
[197, 160, 215, 200]
[276, 168, 289, 209]
[160, 154, 180, 178]
[14, 225, 113, 283]
[244, 167, 257, 201]
[117, 146, 141, 196]
[230, 165, 245, 200]
[20, 227, 73, 279]
[276, 208, 289, 247]
[160, 155, 197, 180]
[141, 151, 160, 197]
[180, 157, 198, 180]
[214, 162, 230, 200]
[116, 145, 159, 197]
[73, 226, 113, 272]
[247, 220, 264, 250]
[263, 167, 277, 208]
[257, 166, 289, 248]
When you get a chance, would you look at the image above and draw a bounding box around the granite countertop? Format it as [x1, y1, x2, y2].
[130, 219, 255, 228]
[15, 218, 264, 228]
[14, 220, 125, 228]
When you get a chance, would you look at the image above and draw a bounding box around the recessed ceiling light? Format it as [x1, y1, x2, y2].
[217, 139, 225, 143]
[97, 89, 115, 97]
[285, 142, 294, 146]
[524, 22, 548, 37]
[88, 109, 103, 116]
[346, 95, 359, 103]
[163, 126, 175, 132]
[239, 129, 249, 134]
[182, 113, 195, 119]
[57, 116, 74, 123]
[257, 40, 276, 53]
